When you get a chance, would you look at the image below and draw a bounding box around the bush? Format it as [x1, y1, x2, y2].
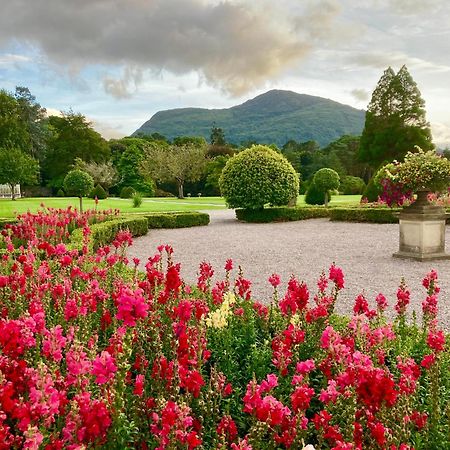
[132, 192, 143, 208]
[236, 206, 329, 223]
[144, 211, 210, 228]
[313, 168, 340, 206]
[69, 216, 148, 251]
[340, 176, 366, 195]
[0, 218, 17, 229]
[155, 188, 176, 198]
[90, 184, 108, 200]
[329, 207, 400, 223]
[120, 186, 136, 199]
[304, 182, 326, 205]
[56, 188, 65, 197]
[63, 170, 94, 212]
[362, 176, 382, 202]
[219, 145, 299, 209]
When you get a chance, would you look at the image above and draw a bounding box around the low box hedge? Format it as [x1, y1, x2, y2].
[329, 207, 401, 223]
[235, 207, 330, 223]
[143, 211, 210, 228]
[69, 216, 149, 251]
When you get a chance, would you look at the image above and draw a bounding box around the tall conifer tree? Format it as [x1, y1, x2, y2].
[359, 66, 433, 169]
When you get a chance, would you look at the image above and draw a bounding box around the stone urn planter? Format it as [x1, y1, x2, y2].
[393, 190, 450, 261]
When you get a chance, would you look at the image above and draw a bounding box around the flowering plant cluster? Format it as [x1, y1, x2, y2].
[0, 209, 449, 449]
[385, 148, 450, 196]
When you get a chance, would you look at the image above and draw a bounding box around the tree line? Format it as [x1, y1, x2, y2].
[0, 65, 439, 200]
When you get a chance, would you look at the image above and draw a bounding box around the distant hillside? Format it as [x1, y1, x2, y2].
[133, 89, 365, 147]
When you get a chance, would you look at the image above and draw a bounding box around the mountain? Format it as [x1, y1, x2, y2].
[133, 89, 365, 147]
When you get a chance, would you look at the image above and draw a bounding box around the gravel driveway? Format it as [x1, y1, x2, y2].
[128, 209, 450, 328]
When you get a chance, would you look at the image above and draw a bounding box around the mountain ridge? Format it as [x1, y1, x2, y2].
[133, 89, 365, 147]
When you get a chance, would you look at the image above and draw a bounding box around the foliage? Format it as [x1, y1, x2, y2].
[340, 176, 366, 195]
[140, 141, 208, 199]
[43, 112, 110, 185]
[362, 176, 382, 202]
[134, 89, 365, 147]
[389, 148, 450, 193]
[329, 207, 400, 223]
[204, 155, 230, 196]
[132, 192, 143, 208]
[313, 168, 340, 207]
[90, 184, 108, 200]
[219, 145, 299, 210]
[0, 213, 449, 448]
[56, 188, 65, 197]
[74, 158, 119, 191]
[236, 206, 329, 223]
[120, 186, 136, 199]
[210, 123, 226, 146]
[144, 211, 210, 228]
[304, 182, 326, 205]
[63, 170, 94, 211]
[0, 147, 39, 199]
[359, 66, 434, 168]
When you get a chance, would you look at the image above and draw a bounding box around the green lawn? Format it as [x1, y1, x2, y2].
[0, 195, 361, 218]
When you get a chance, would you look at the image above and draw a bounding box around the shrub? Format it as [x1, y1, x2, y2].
[313, 168, 340, 206]
[90, 184, 108, 200]
[219, 145, 299, 209]
[305, 182, 326, 205]
[132, 192, 143, 208]
[56, 188, 65, 197]
[236, 206, 329, 223]
[361, 176, 381, 202]
[120, 186, 136, 199]
[340, 176, 366, 195]
[329, 207, 400, 223]
[155, 188, 176, 198]
[144, 211, 210, 228]
[63, 169, 94, 212]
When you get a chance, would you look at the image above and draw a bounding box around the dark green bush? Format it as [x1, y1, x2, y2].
[56, 188, 65, 197]
[219, 145, 299, 210]
[304, 182, 326, 205]
[90, 184, 108, 199]
[144, 211, 210, 228]
[236, 207, 329, 223]
[120, 186, 136, 199]
[69, 216, 148, 251]
[329, 207, 400, 223]
[362, 177, 381, 202]
[340, 176, 366, 195]
[155, 188, 176, 198]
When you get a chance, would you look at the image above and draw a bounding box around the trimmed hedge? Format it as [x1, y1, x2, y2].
[235, 207, 330, 223]
[144, 211, 210, 228]
[69, 216, 149, 251]
[329, 207, 401, 223]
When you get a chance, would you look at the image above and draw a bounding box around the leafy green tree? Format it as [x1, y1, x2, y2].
[63, 169, 94, 212]
[73, 158, 119, 192]
[173, 136, 207, 147]
[0, 147, 39, 200]
[219, 145, 299, 210]
[359, 66, 434, 169]
[210, 123, 226, 146]
[140, 142, 208, 199]
[313, 168, 340, 207]
[43, 112, 110, 188]
[14, 87, 48, 160]
[0, 90, 29, 153]
[204, 155, 230, 196]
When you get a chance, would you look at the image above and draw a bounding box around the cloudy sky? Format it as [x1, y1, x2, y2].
[0, 0, 449, 146]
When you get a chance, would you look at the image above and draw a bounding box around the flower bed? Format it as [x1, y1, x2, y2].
[0, 210, 449, 449]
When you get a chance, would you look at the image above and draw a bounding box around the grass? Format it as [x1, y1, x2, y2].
[0, 195, 362, 218]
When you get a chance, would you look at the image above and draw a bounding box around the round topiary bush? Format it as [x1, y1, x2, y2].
[63, 169, 94, 212]
[313, 168, 340, 207]
[219, 145, 299, 210]
[340, 176, 366, 195]
[304, 182, 326, 205]
[120, 186, 136, 199]
[90, 184, 108, 200]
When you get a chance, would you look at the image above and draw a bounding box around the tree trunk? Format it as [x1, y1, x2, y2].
[79, 196, 83, 213]
[324, 192, 329, 207]
[177, 181, 184, 199]
[9, 184, 16, 201]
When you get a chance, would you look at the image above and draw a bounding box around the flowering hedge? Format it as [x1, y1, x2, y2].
[0, 209, 449, 449]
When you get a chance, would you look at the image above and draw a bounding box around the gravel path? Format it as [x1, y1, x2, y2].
[128, 210, 450, 328]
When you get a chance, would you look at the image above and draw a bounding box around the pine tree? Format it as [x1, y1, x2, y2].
[359, 66, 433, 169]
